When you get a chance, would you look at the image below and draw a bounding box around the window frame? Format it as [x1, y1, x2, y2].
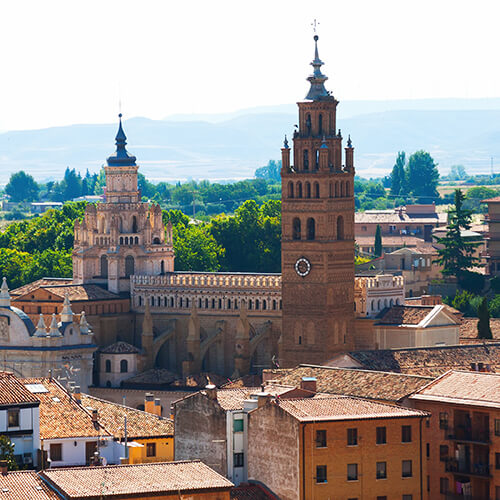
[315, 429, 327, 448]
[7, 408, 20, 428]
[233, 419, 244, 433]
[146, 442, 156, 457]
[376, 426, 386, 445]
[234, 452, 244, 468]
[347, 428, 358, 446]
[376, 461, 387, 480]
[316, 465, 327, 484]
[347, 463, 358, 481]
[402, 460, 413, 478]
[402, 425, 412, 443]
[50, 443, 62, 462]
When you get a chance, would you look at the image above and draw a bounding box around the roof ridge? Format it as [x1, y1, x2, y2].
[297, 364, 434, 380]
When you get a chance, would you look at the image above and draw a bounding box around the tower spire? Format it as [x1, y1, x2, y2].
[107, 114, 137, 166]
[305, 34, 331, 101]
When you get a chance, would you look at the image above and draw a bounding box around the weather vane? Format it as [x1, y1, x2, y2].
[311, 19, 320, 34]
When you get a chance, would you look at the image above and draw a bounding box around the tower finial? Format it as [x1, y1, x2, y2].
[0, 277, 10, 307]
[347, 135, 353, 148]
[106, 114, 137, 166]
[305, 28, 331, 101]
[283, 135, 289, 149]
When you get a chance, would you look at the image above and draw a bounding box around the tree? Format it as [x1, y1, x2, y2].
[477, 297, 493, 339]
[406, 150, 439, 199]
[448, 165, 468, 181]
[390, 151, 406, 196]
[0, 435, 18, 470]
[5, 171, 39, 202]
[374, 224, 382, 257]
[255, 160, 281, 182]
[434, 189, 482, 277]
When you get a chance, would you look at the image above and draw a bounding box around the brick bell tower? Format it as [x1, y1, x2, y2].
[280, 34, 355, 367]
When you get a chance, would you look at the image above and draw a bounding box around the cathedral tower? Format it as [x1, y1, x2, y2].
[280, 35, 355, 367]
[73, 115, 175, 293]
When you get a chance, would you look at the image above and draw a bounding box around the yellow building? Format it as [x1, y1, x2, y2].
[80, 393, 174, 464]
[248, 394, 428, 500]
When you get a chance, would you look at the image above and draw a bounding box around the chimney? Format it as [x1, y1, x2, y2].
[91, 409, 98, 424]
[153, 398, 162, 416]
[262, 371, 277, 384]
[257, 393, 271, 408]
[73, 386, 81, 404]
[0, 460, 7, 475]
[421, 295, 442, 306]
[478, 362, 485, 372]
[205, 384, 217, 401]
[300, 377, 317, 393]
[144, 393, 155, 414]
[470, 362, 478, 372]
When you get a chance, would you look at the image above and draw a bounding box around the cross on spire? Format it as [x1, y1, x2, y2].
[311, 19, 320, 34]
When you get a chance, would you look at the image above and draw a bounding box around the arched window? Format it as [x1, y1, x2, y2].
[120, 359, 128, 373]
[100, 255, 108, 278]
[305, 182, 311, 199]
[306, 114, 311, 134]
[153, 237, 160, 244]
[390, 298, 394, 307]
[205, 298, 209, 308]
[263, 300, 267, 310]
[345, 181, 350, 197]
[318, 114, 323, 135]
[297, 182, 303, 198]
[314, 182, 320, 198]
[273, 300, 277, 310]
[337, 216, 344, 240]
[384, 299, 388, 308]
[288, 182, 294, 198]
[307, 218, 315, 240]
[378, 299, 382, 310]
[132, 216, 138, 233]
[371, 300, 375, 311]
[329, 182, 333, 198]
[293, 218, 301, 240]
[340, 182, 345, 197]
[125, 256, 135, 277]
[179, 297, 183, 308]
[315, 150, 319, 168]
[303, 150, 309, 170]
[119, 237, 123, 245]
[105, 360, 111, 373]
[170, 297, 174, 307]
[335, 182, 339, 197]
[135, 237, 139, 244]
[160, 260, 165, 275]
[255, 300, 260, 310]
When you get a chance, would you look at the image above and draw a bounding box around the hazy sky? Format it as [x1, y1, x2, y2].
[1, 0, 500, 131]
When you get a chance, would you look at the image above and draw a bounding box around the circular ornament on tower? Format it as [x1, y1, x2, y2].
[295, 257, 311, 277]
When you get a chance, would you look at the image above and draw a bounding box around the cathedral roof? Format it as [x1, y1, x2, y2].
[101, 341, 141, 354]
[106, 114, 137, 167]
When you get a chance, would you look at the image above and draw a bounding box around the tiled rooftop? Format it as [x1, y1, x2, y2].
[231, 484, 279, 499]
[263, 366, 432, 402]
[41, 461, 234, 497]
[0, 372, 39, 406]
[0, 470, 58, 499]
[355, 235, 431, 248]
[460, 317, 500, 342]
[100, 341, 141, 354]
[80, 394, 173, 439]
[275, 395, 428, 422]
[345, 343, 500, 377]
[355, 211, 444, 224]
[22, 378, 111, 440]
[122, 369, 228, 388]
[410, 370, 500, 408]
[375, 305, 436, 325]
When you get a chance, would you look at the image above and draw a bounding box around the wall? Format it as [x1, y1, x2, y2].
[247, 403, 300, 500]
[127, 437, 174, 464]
[43, 437, 113, 467]
[375, 325, 459, 349]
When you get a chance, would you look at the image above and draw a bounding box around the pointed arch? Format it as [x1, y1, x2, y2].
[303, 150, 309, 171]
[329, 182, 333, 198]
[335, 181, 339, 197]
[293, 218, 301, 240]
[132, 215, 138, 233]
[306, 218, 315, 240]
[345, 181, 351, 197]
[100, 255, 108, 278]
[337, 216, 344, 240]
[125, 255, 135, 277]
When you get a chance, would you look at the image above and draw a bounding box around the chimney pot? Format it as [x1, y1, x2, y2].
[300, 377, 317, 393]
[91, 409, 98, 423]
[205, 384, 217, 401]
[73, 386, 81, 404]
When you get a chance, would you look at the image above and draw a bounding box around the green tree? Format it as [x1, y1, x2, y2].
[477, 297, 493, 339]
[448, 165, 468, 181]
[0, 435, 18, 470]
[255, 160, 281, 182]
[390, 151, 406, 196]
[5, 171, 39, 202]
[464, 186, 499, 213]
[406, 150, 439, 198]
[434, 189, 482, 277]
[374, 224, 382, 257]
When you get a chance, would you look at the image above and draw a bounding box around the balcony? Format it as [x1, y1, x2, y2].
[444, 458, 491, 478]
[446, 428, 490, 445]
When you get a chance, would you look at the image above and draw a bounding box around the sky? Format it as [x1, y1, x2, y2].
[1, 0, 500, 131]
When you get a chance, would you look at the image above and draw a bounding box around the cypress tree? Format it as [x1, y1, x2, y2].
[477, 297, 493, 339]
[374, 224, 382, 257]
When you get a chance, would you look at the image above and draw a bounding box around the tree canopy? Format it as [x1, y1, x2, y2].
[5, 171, 39, 202]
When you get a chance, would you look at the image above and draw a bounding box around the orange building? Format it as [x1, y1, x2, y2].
[248, 394, 428, 500]
[408, 370, 500, 500]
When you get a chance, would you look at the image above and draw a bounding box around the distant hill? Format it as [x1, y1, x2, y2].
[2, 98, 500, 185]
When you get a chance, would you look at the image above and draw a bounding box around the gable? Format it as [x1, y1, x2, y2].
[422, 306, 461, 328]
[15, 288, 64, 303]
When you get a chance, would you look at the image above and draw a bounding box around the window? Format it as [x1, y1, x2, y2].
[337, 216, 344, 240]
[316, 430, 327, 448]
[306, 218, 315, 240]
[347, 463, 358, 481]
[439, 412, 448, 429]
[316, 465, 327, 483]
[439, 445, 448, 462]
[105, 359, 111, 373]
[120, 359, 128, 373]
[376, 426, 386, 444]
[50, 443, 62, 462]
[402, 496, 413, 500]
[146, 443, 156, 457]
[303, 150, 309, 170]
[347, 428, 358, 446]
[440, 477, 449, 494]
[233, 419, 244, 432]
[234, 453, 244, 468]
[292, 218, 301, 240]
[402, 460, 412, 478]
[376, 461, 387, 479]
[125, 255, 135, 278]
[376, 497, 387, 500]
[495, 419, 500, 436]
[100, 255, 108, 278]
[427, 475, 430, 492]
[496, 452, 500, 470]
[402, 425, 412, 443]
[426, 443, 429, 458]
[7, 409, 19, 428]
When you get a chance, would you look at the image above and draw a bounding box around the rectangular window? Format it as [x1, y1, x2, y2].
[376, 497, 387, 500]
[146, 443, 156, 457]
[376, 461, 387, 479]
[402, 460, 412, 478]
[376, 426, 386, 444]
[316, 429, 327, 448]
[233, 419, 244, 432]
[402, 425, 412, 443]
[234, 453, 244, 468]
[7, 409, 19, 428]
[496, 452, 500, 470]
[347, 428, 358, 446]
[50, 443, 62, 462]
[347, 463, 358, 481]
[439, 445, 449, 462]
[439, 412, 448, 429]
[426, 443, 429, 458]
[316, 465, 327, 484]
[427, 475, 430, 492]
[440, 477, 449, 494]
[402, 496, 413, 500]
[495, 419, 500, 436]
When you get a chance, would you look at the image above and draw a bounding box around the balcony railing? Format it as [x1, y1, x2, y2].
[446, 428, 490, 444]
[444, 458, 490, 477]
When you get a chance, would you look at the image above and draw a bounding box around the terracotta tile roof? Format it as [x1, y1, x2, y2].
[481, 196, 500, 203]
[231, 484, 279, 499]
[41, 461, 234, 497]
[355, 211, 442, 224]
[0, 372, 39, 406]
[79, 394, 173, 439]
[22, 378, 111, 440]
[355, 235, 429, 247]
[275, 395, 428, 422]
[121, 368, 178, 387]
[0, 471, 58, 499]
[10, 278, 72, 296]
[122, 370, 228, 389]
[375, 305, 436, 325]
[100, 341, 141, 354]
[262, 366, 432, 402]
[460, 318, 500, 342]
[410, 371, 500, 408]
[346, 343, 500, 377]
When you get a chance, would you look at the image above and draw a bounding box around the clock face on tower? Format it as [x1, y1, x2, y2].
[295, 257, 311, 277]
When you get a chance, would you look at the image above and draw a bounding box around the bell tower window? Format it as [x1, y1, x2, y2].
[132, 216, 138, 233]
[305, 182, 311, 199]
[318, 114, 323, 135]
[307, 218, 315, 240]
[297, 182, 303, 198]
[303, 150, 309, 171]
[288, 182, 294, 198]
[293, 218, 301, 240]
[100, 255, 108, 278]
[337, 216, 344, 240]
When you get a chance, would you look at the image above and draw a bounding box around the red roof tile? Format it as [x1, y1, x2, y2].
[231, 484, 279, 499]
[0, 372, 39, 406]
[0, 471, 58, 499]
